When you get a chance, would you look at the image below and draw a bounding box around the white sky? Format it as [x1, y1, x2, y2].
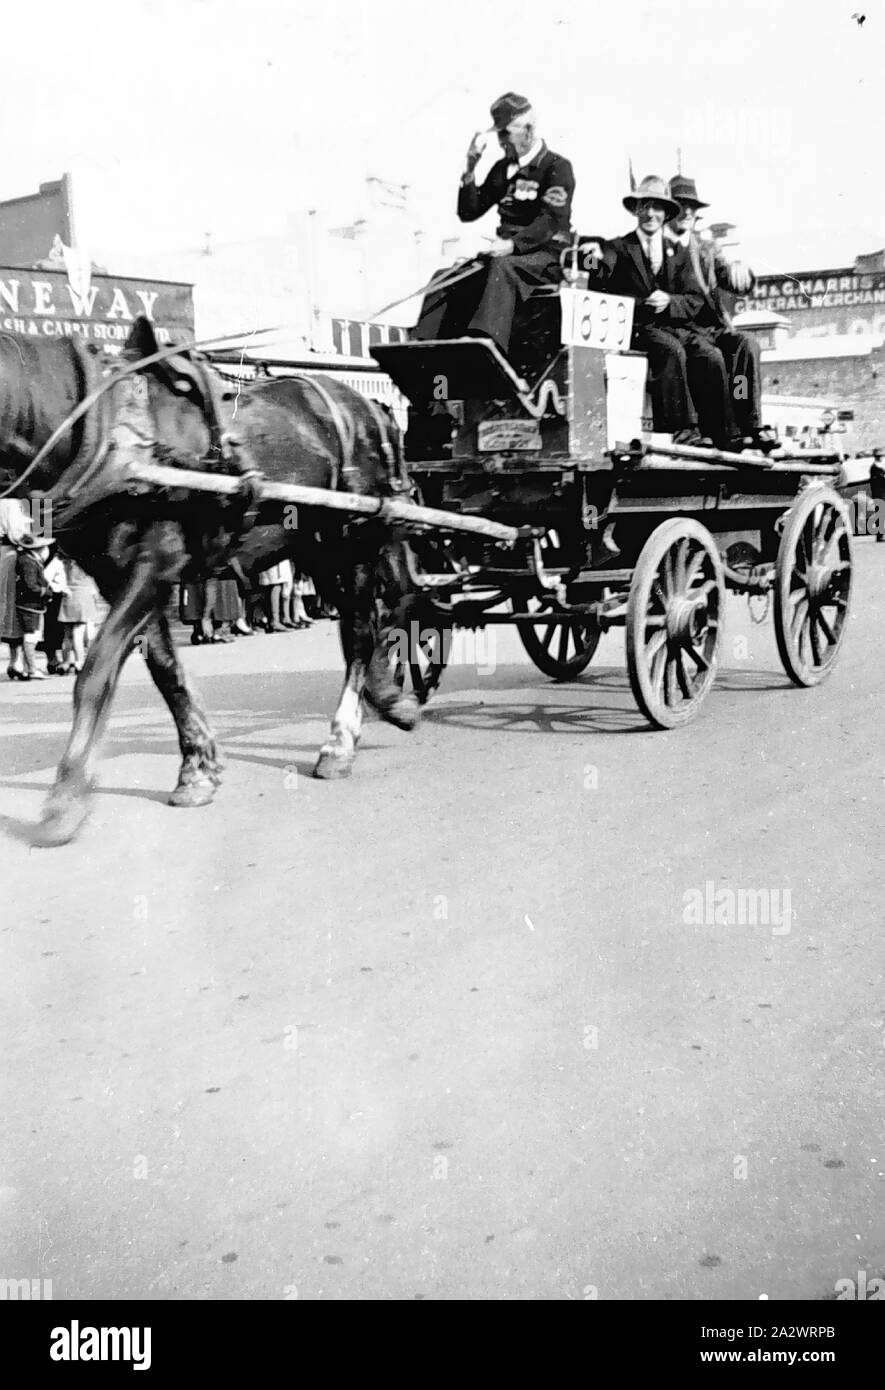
[2, 0, 882, 276]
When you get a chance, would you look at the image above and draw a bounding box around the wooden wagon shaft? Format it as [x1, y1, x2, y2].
[120, 461, 522, 545]
[634, 440, 842, 470]
[638, 455, 841, 476]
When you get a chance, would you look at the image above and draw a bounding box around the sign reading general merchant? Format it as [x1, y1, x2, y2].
[735, 261, 885, 337]
[0, 266, 194, 353]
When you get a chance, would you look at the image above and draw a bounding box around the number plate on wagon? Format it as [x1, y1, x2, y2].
[477, 419, 542, 451]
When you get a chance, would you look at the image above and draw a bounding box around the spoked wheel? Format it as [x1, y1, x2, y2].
[385, 599, 451, 706]
[517, 600, 601, 680]
[773, 485, 852, 686]
[516, 530, 601, 679]
[406, 620, 450, 705]
[626, 518, 725, 729]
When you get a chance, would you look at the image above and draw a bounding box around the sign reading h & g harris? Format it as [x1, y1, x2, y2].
[0, 266, 194, 353]
[735, 265, 885, 337]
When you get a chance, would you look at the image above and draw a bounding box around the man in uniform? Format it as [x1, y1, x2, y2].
[666, 174, 774, 451]
[413, 92, 575, 356]
[583, 174, 711, 445]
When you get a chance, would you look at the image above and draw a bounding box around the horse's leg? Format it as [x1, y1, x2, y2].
[313, 559, 374, 780]
[35, 524, 177, 846]
[141, 609, 224, 808]
[363, 540, 421, 731]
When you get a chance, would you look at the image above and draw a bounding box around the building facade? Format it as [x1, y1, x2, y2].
[732, 249, 885, 453]
[736, 250, 885, 340]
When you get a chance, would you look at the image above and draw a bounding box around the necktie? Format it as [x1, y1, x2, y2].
[645, 236, 662, 276]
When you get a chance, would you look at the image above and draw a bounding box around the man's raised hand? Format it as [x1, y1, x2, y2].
[727, 260, 753, 294]
[465, 130, 491, 170]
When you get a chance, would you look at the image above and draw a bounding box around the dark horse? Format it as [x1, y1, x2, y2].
[0, 321, 417, 846]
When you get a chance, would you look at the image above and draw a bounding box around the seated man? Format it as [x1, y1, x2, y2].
[666, 174, 774, 452]
[413, 92, 575, 357]
[583, 174, 709, 446]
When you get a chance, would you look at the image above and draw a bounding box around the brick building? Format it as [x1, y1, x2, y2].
[759, 337, 885, 454]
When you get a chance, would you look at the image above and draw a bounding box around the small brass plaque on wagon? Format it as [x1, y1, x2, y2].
[477, 419, 542, 451]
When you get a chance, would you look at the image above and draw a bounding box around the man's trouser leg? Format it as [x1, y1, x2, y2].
[713, 329, 762, 436]
[465, 259, 521, 353]
[413, 265, 487, 340]
[678, 329, 735, 447]
[635, 326, 696, 433]
[466, 251, 558, 355]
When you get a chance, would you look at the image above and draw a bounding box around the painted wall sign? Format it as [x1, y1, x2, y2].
[0, 265, 194, 353]
[736, 267, 885, 338]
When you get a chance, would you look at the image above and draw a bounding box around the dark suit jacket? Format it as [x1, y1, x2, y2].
[587, 230, 705, 330]
[673, 232, 757, 331]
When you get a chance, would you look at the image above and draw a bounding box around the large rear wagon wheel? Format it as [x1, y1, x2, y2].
[626, 518, 725, 729]
[773, 486, 852, 687]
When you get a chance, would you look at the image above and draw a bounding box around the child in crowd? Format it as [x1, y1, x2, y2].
[14, 535, 51, 679]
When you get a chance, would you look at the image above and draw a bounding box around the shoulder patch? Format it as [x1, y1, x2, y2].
[543, 185, 569, 209]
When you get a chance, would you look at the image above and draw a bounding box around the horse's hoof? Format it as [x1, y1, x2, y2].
[32, 799, 88, 848]
[377, 692, 421, 731]
[313, 749, 355, 780]
[168, 779, 217, 808]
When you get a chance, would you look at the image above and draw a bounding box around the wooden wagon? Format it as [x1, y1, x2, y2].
[365, 286, 853, 728]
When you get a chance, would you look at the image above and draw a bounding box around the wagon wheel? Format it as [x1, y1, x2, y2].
[385, 598, 451, 706]
[625, 518, 725, 729]
[773, 485, 852, 687]
[516, 530, 601, 679]
[518, 601, 601, 680]
[406, 618, 451, 705]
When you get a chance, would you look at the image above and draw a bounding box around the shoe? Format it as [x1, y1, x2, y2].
[190, 631, 205, 645]
[233, 621, 254, 636]
[672, 428, 713, 449]
[27, 669, 47, 680]
[747, 427, 779, 454]
[7, 667, 28, 681]
[294, 619, 313, 629]
[266, 624, 284, 633]
[280, 620, 297, 629]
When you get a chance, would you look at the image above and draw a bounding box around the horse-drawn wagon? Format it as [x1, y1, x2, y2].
[370, 280, 853, 728]
[0, 275, 854, 843]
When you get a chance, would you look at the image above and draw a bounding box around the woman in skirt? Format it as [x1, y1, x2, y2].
[257, 558, 294, 632]
[0, 499, 32, 678]
[59, 558, 99, 672]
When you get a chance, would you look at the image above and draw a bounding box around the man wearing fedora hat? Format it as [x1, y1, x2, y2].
[583, 174, 710, 445]
[413, 92, 575, 355]
[666, 174, 773, 451]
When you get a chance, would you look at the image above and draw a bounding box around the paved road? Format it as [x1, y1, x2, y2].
[1, 542, 883, 1301]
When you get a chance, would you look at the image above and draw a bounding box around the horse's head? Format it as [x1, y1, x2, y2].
[113, 318, 218, 468]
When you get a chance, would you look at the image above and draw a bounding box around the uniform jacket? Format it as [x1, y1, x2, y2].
[457, 142, 575, 256]
[587, 231, 706, 329]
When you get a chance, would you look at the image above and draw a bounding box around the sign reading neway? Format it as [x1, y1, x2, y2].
[0, 266, 194, 353]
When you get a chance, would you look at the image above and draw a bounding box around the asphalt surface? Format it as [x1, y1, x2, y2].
[1, 542, 883, 1301]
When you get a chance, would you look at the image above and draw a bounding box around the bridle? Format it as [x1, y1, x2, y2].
[0, 326, 410, 527]
[0, 326, 283, 505]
